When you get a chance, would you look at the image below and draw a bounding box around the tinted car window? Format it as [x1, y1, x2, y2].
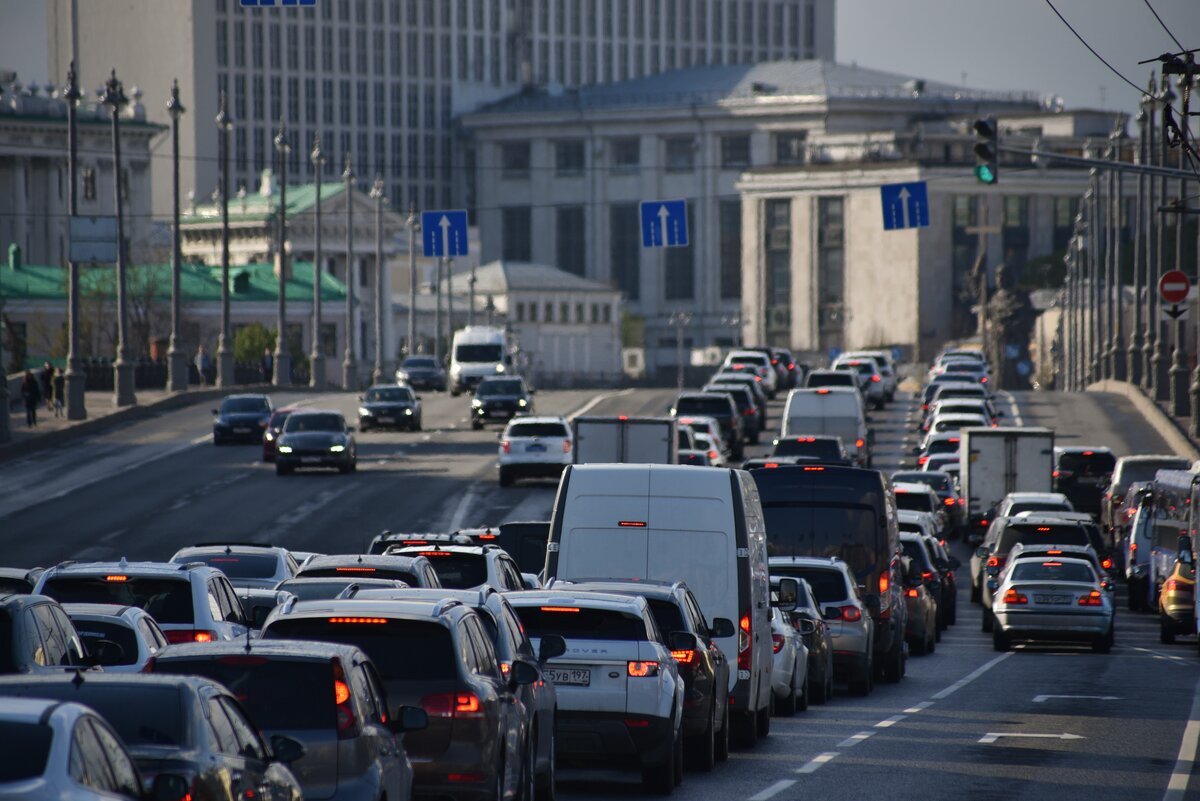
[1011, 561, 1096, 583]
[895, 492, 936, 513]
[1008, 501, 1070, 515]
[0, 577, 33, 595]
[646, 599, 686, 635]
[507, 423, 569, 438]
[477, 379, 524, 396]
[1057, 452, 1116, 476]
[366, 387, 414, 402]
[771, 568, 848, 603]
[72, 620, 138, 666]
[0, 720, 53, 780]
[456, 344, 504, 362]
[0, 684, 186, 747]
[773, 439, 842, 459]
[420, 555, 489, 588]
[298, 567, 419, 583]
[514, 606, 648, 640]
[188, 554, 280, 579]
[40, 577, 195, 624]
[998, 524, 1089, 553]
[284, 414, 344, 433]
[806, 373, 855, 387]
[901, 541, 934, 571]
[760, 505, 881, 580]
[221, 398, 268, 413]
[892, 473, 951, 492]
[263, 618, 456, 682]
[675, 396, 731, 416]
[403, 357, 437, 368]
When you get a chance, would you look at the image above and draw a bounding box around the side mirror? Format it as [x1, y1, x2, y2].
[537, 634, 567, 664]
[862, 594, 881, 615]
[976, 546, 989, 559]
[667, 630, 698, 652]
[389, 705, 428, 733]
[795, 618, 817, 636]
[150, 774, 192, 801]
[709, 617, 735, 639]
[269, 734, 306, 765]
[774, 577, 799, 612]
[509, 658, 539, 687]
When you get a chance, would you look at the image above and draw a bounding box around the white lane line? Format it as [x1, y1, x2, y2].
[904, 701, 934, 714]
[447, 482, 483, 531]
[795, 752, 839, 774]
[1132, 646, 1192, 665]
[566, 388, 634, 420]
[997, 390, 1024, 426]
[875, 715, 906, 728]
[837, 731, 875, 748]
[1163, 674, 1200, 801]
[748, 780, 797, 801]
[931, 651, 1013, 699]
[100, 529, 126, 543]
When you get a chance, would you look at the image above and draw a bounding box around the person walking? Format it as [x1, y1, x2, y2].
[260, 347, 274, 383]
[51, 368, 65, 418]
[39, 362, 54, 413]
[195, 344, 211, 387]
[20, 370, 41, 427]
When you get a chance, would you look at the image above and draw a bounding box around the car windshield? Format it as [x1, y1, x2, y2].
[760, 504, 882, 581]
[403, 357, 437, 369]
[894, 492, 935, 512]
[267, 412, 292, 429]
[1008, 501, 1070, 515]
[221, 398, 268, 414]
[935, 418, 979, 432]
[514, 606, 649, 641]
[41, 577, 194, 624]
[153, 658, 334, 730]
[263, 618, 456, 682]
[186, 553, 279, 579]
[0, 721, 53, 781]
[1057, 451, 1116, 476]
[1010, 561, 1096, 584]
[477, 379, 524, 396]
[366, 388, 413, 402]
[1115, 459, 1191, 491]
[773, 438, 842, 459]
[707, 387, 753, 412]
[456, 344, 504, 362]
[507, 422, 568, 438]
[284, 414, 344, 433]
[770, 567, 848, 603]
[420, 554, 489, 588]
[71, 620, 139, 666]
[893, 473, 951, 492]
[676, 396, 731, 416]
[927, 439, 960, 455]
[729, 354, 768, 366]
[808, 373, 855, 387]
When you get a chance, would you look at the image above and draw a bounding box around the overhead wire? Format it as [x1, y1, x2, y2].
[1141, 0, 1186, 53]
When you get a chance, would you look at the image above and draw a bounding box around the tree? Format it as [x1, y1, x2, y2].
[234, 323, 275, 364]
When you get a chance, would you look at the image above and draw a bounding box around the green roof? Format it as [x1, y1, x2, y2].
[181, 182, 346, 225]
[0, 260, 347, 304]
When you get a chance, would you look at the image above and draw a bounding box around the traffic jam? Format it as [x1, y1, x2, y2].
[1, 339, 1196, 801]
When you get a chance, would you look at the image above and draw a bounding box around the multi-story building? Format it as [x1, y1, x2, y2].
[47, 0, 835, 218]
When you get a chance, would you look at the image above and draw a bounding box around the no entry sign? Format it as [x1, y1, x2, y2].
[1160, 271, 1190, 304]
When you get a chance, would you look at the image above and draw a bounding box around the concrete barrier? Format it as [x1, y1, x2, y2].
[1087, 380, 1200, 461]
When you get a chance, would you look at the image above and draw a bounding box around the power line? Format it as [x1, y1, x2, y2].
[1141, 0, 1186, 52]
[1042, 0, 1145, 97]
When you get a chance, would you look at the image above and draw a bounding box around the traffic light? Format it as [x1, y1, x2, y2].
[973, 118, 999, 185]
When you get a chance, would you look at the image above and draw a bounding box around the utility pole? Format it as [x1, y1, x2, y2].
[64, 61, 86, 419]
[1140, 77, 1157, 391]
[468, 264, 477, 327]
[309, 136, 326, 389]
[1129, 93, 1147, 387]
[1087, 176, 1100, 384]
[166, 79, 188, 393]
[103, 70, 135, 408]
[1167, 71, 1189, 416]
[215, 93, 234, 388]
[447, 259, 456, 341]
[272, 118, 292, 387]
[964, 198, 996, 350]
[370, 175, 386, 386]
[1153, 79, 1175, 400]
[406, 203, 417, 357]
[434, 258, 444, 366]
[342, 154, 357, 391]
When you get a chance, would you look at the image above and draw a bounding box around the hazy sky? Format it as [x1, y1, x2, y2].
[2, 0, 1197, 119]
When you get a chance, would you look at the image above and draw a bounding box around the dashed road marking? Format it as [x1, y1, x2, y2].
[875, 715, 906, 728]
[1163, 674, 1200, 800]
[795, 752, 839, 774]
[837, 731, 875, 748]
[931, 651, 1012, 699]
[748, 780, 797, 800]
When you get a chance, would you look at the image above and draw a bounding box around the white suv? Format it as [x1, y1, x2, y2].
[722, 351, 778, 398]
[507, 590, 686, 793]
[498, 416, 573, 487]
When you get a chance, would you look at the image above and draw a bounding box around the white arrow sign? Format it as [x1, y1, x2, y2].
[898, 186, 912, 229]
[1033, 695, 1120, 703]
[438, 215, 451, 254]
[979, 732, 1085, 744]
[657, 205, 671, 246]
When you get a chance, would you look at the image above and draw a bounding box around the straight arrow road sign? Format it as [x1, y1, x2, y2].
[880, 181, 930, 231]
[979, 732, 1085, 744]
[421, 209, 469, 258]
[640, 199, 689, 248]
[1032, 695, 1120, 703]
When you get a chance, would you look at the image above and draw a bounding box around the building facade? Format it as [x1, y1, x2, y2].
[48, 0, 835, 217]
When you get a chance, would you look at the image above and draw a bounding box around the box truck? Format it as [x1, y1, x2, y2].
[959, 426, 1055, 538]
[572, 416, 677, 464]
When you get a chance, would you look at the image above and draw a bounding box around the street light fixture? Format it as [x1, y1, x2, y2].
[63, 61, 86, 420]
[309, 136, 326, 389]
[166, 78, 188, 392]
[272, 118, 292, 387]
[101, 69, 136, 408]
[215, 92, 234, 388]
[342, 153, 357, 390]
[370, 174, 386, 386]
[406, 203, 419, 356]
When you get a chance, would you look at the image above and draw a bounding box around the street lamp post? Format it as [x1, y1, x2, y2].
[1129, 102, 1147, 387]
[272, 118, 292, 387]
[1152, 79, 1175, 400]
[468, 265, 477, 327]
[370, 175, 386, 386]
[215, 93, 234, 387]
[434, 258, 443, 366]
[102, 70, 136, 407]
[1110, 133, 1127, 382]
[63, 61, 86, 420]
[1086, 180, 1100, 384]
[166, 79, 188, 393]
[1166, 75, 1188, 415]
[309, 137, 327, 389]
[670, 312, 692, 391]
[342, 154, 357, 390]
[406, 204, 418, 356]
[1140, 79, 1157, 391]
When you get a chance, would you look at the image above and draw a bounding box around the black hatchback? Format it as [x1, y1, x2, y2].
[212, 394, 272, 445]
[1053, 447, 1117, 517]
[471, 377, 533, 430]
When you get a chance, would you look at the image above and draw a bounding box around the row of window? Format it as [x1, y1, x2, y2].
[513, 300, 615, 324]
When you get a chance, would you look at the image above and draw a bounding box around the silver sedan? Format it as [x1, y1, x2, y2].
[991, 556, 1114, 652]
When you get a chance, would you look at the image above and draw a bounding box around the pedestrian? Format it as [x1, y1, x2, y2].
[195, 344, 211, 387]
[20, 370, 41, 427]
[52, 368, 65, 418]
[261, 347, 274, 383]
[39, 361, 54, 412]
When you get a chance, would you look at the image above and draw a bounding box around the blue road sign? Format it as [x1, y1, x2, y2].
[880, 181, 930, 231]
[640, 200, 689, 248]
[242, 0, 316, 6]
[421, 210, 469, 258]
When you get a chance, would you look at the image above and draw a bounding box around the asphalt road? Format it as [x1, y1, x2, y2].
[0, 383, 1196, 799]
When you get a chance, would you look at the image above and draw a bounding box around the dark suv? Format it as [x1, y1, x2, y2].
[671, 392, 743, 459]
[147, 639, 427, 801]
[212, 394, 272, 445]
[471, 377, 534, 430]
[261, 597, 539, 801]
[771, 436, 851, 465]
[1052, 447, 1117, 517]
[703, 384, 762, 444]
[0, 594, 88, 674]
[294, 554, 443, 588]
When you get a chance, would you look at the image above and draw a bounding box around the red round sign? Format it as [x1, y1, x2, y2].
[1160, 270, 1191, 304]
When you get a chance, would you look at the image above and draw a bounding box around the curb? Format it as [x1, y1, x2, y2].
[1086, 380, 1200, 461]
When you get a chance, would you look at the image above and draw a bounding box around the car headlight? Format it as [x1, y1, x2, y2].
[518, 399, 527, 407]
[277, 445, 293, 454]
[451, 364, 462, 375]
[472, 399, 483, 407]
[496, 363, 506, 373]
[264, 431, 275, 441]
[405, 408, 413, 415]
[330, 444, 346, 453]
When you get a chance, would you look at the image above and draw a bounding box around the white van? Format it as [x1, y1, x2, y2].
[543, 464, 775, 746]
[449, 325, 510, 395]
[781, 387, 871, 467]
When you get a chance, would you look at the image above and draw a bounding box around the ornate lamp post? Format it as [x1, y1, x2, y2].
[309, 136, 326, 389]
[406, 204, 418, 356]
[342, 154, 357, 390]
[272, 118, 291, 386]
[370, 175, 386, 385]
[63, 61, 86, 419]
[215, 93, 235, 387]
[101, 70, 136, 407]
[166, 79, 188, 392]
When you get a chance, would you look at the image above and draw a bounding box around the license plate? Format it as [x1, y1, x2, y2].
[234, 427, 252, 434]
[1078, 477, 1103, 485]
[301, 457, 321, 464]
[1034, 594, 1070, 604]
[488, 410, 509, 417]
[525, 443, 546, 452]
[377, 416, 393, 423]
[544, 668, 590, 686]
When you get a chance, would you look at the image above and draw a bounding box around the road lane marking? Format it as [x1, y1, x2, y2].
[447, 482, 483, 531]
[1033, 694, 1120, 703]
[904, 701, 934, 713]
[875, 715, 906, 728]
[748, 780, 797, 800]
[566, 388, 634, 419]
[258, 484, 356, 541]
[979, 732, 1084, 744]
[931, 651, 1012, 699]
[1163, 674, 1200, 801]
[1132, 646, 1192, 665]
[795, 752, 839, 774]
[100, 529, 125, 543]
[997, 390, 1024, 425]
[837, 731, 875, 748]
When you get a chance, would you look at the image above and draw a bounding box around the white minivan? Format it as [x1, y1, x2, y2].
[543, 464, 775, 746]
[781, 387, 871, 468]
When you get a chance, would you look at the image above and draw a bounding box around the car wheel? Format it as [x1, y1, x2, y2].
[451, 388, 462, 397]
[535, 723, 555, 801]
[1128, 578, 1147, 612]
[686, 698, 716, 772]
[776, 682, 796, 717]
[849, 657, 872, 696]
[755, 700, 771, 738]
[992, 626, 1010, 652]
[948, 600, 958, 626]
[413, 418, 422, 431]
[1161, 614, 1178, 645]
[926, 628, 936, 654]
[797, 676, 809, 712]
[970, 582, 982, 604]
[642, 729, 675, 795]
[672, 726, 683, 787]
[883, 636, 904, 683]
[810, 663, 828, 704]
[909, 634, 926, 656]
[499, 467, 514, 488]
[471, 419, 483, 431]
[982, 610, 994, 633]
[1093, 624, 1114, 654]
[714, 704, 730, 762]
[732, 709, 757, 748]
[733, 442, 745, 461]
[275, 463, 292, 476]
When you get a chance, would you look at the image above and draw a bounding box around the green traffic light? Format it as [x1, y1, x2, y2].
[974, 164, 997, 184]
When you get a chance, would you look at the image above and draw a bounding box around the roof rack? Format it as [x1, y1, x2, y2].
[432, 598, 464, 616]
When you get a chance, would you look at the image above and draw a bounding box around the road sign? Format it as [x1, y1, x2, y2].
[640, 200, 689, 248]
[880, 181, 930, 231]
[68, 216, 118, 263]
[421, 210, 469, 258]
[1161, 304, 1189, 322]
[1159, 270, 1190, 304]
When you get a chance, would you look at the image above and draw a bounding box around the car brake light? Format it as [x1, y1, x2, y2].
[986, 556, 1000, 568]
[501, 440, 511, 454]
[879, 572, 889, 595]
[738, 613, 752, 670]
[709, 450, 718, 460]
[802, 466, 825, 472]
[163, 630, 196, 645]
[922, 571, 934, 581]
[619, 521, 646, 527]
[563, 440, 572, 453]
[771, 359, 778, 365]
[477, 532, 498, 540]
[856, 438, 865, 448]
[335, 680, 351, 705]
[980, 377, 988, 383]
[625, 718, 651, 728]
[788, 363, 795, 369]
[959, 498, 966, 506]
[1003, 589, 1028, 605]
[944, 497, 955, 506]
[905, 588, 919, 598]
[671, 649, 697, 664]
[1165, 579, 1180, 592]
[1101, 557, 1113, 569]
[420, 692, 484, 718]
[841, 606, 863, 622]
[871, 375, 881, 383]
[1082, 450, 1095, 456]
[618, 415, 629, 421]
[540, 606, 580, 613]
[627, 661, 659, 677]
[772, 633, 785, 653]
[816, 389, 830, 395]
[329, 617, 389, 624]
[192, 631, 214, 643]
[335, 567, 377, 573]
[1078, 591, 1103, 606]
[105, 575, 128, 582]
[419, 551, 453, 557]
[918, 456, 928, 465]
[333, 660, 359, 739]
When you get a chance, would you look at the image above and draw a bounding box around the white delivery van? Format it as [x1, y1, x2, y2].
[781, 387, 871, 467]
[959, 426, 1055, 532]
[544, 464, 774, 746]
[449, 325, 510, 395]
[572, 416, 678, 464]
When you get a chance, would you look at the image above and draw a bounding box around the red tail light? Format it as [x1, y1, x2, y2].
[772, 633, 785, 654]
[856, 438, 865, 449]
[871, 375, 881, 383]
[1164, 579, 1180, 592]
[788, 363, 796, 369]
[1003, 589, 1028, 605]
[1077, 591, 1103, 606]
[816, 389, 830, 395]
[841, 605, 863, 622]
[627, 661, 659, 677]
[333, 660, 360, 739]
[944, 497, 955, 506]
[738, 613, 752, 671]
[921, 571, 934, 581]
[421, 692, 484, 718]
[1130, 542, 1138, 554]
[708, 450, 718, 460]
[918, 456, 928, 465]
[501, 440, 511, 454]
[743, 408, 756, 416]
[986, 556, 1000, 568]
[671, 649, 697, 664]
[163, 629, 216, 645]
[905, 588, 919, 598]
[1101, 557, 1113, 570]
[879, 571, 889, 595]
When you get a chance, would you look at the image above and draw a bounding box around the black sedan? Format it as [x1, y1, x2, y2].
[275, 410, 357, 475]
[359, 384, 423, 431]
[212, 394, 272, 444]
[396, 355, 446, 391]
[470, 376, 533, 430]
[773, 576, 834, 704]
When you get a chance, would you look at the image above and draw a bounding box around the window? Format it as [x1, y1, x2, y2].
[664, 137, 694, 172]
[610, 203, 641, 300]
[775, 131, 807, 165]
[555, 140, 585, 176]
[556, 206, 586, 276]
[216, 21, 228, 66]
[234, 21, 245, 67]
[1003, 195, 1030, 269]
[252, 76, 264, 120]
[720, 134, 751, 168]
[1053, 196, 1078, 252]
[764, 199, 791, 340]
[322, 28, 333, 71]
[251, 20, 263, 67]
[502, 206, 533, 261]
[305, 27, 316, 71]
[665, 203, 695, 300]
[269, 23, 281, 69]
[501, 142, 531, 178]
[719, 199, 741, 299]
[611, 137, 640, 171]
[82, 168, 96, 201]
[817, 196, 845, 336]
